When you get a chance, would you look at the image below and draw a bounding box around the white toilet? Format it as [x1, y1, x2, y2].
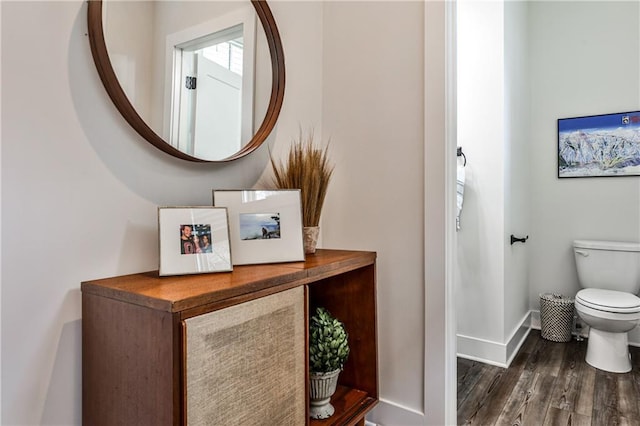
[573, 240, 640, 373]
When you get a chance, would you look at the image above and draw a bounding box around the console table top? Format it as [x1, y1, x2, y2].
[81, 249, 375, 313]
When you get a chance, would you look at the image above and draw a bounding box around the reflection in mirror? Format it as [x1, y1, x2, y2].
[89, 0, 284, 162]
[167, 15, 255, 159]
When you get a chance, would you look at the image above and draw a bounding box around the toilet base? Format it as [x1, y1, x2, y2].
[586, 328, 632, 373]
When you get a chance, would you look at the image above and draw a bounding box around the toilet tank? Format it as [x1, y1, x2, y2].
[573, 240, 640, 294]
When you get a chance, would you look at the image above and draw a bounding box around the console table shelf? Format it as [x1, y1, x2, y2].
[82, 249, 378, 425]
[310, 385, 376, 426]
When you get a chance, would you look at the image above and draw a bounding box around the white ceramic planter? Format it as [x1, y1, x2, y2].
[309, 369, 340, 419]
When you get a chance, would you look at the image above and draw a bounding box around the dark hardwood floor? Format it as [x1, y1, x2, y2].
[457, 330, 640, 425]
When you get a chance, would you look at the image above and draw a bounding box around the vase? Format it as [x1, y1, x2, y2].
[303, 226, 320, 254]
[309, 369, 341, 419]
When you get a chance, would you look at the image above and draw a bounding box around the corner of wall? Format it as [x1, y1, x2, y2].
[457, 311, 532, 367]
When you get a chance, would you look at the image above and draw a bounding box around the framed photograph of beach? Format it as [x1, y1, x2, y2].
[158, 207, 232, 276]
[558, 110, 640, 178]
[212, 189, 305, 265]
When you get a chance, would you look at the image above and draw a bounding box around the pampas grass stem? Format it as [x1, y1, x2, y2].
[270, 130, 334, 227]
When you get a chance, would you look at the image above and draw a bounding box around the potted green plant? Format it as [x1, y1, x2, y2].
[308, 307, 350, 419]
[269, 130, 334, 254]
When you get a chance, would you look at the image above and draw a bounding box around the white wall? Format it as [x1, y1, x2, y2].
[456, 0, 506, 348]
[528, 1, 640, 341]
[503, 0, 530, 347]
[103, 1, 154, 122]
[7, 1, 635, 424]
[12, 2, 634, 425]
[0, 1, 323, 423]
[320, 1, 428, 421]
[457, 0, 640, 361]
[2, 1, 446, 424]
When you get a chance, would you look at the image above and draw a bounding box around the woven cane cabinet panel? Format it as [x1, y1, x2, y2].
[185, 287, 305, 425]
[82, 249, 378, 426]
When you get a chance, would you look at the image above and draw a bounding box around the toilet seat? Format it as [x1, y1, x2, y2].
[576, 288, 640, 314]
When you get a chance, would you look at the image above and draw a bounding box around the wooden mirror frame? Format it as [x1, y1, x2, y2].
[87, 0, 285, 163]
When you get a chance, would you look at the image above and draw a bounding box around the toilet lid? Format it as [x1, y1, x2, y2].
[576, 289, 640, 313]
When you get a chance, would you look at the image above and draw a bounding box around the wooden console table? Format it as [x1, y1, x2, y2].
[82, 249, 378, 425]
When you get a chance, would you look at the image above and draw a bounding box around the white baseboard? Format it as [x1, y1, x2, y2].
[457, 311, 531, 367]
[505, 317, 531, 366]
[456, 335, 508, 367]
[366, 398, 425, 426]
[531, 310, 540, 329]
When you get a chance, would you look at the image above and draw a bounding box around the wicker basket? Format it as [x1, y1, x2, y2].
[540, 293, 574, 342]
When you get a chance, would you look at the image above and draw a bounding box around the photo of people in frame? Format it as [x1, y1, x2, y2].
[180, 224, 213, 254]
[239, 213, 281, 240]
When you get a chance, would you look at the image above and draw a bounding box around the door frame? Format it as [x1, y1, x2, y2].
[423, 0, 457, 425]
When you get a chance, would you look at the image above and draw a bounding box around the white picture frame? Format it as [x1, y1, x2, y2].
[212, 190, 305, 265]
[158, 207, 232, 276]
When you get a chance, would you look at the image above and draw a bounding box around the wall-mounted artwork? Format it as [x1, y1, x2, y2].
[558, 111, 640, 178]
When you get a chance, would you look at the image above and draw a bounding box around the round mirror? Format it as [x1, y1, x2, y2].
[87, 0, 285, 162]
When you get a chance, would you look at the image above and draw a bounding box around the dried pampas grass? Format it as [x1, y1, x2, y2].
[270, 130, 334, 227]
